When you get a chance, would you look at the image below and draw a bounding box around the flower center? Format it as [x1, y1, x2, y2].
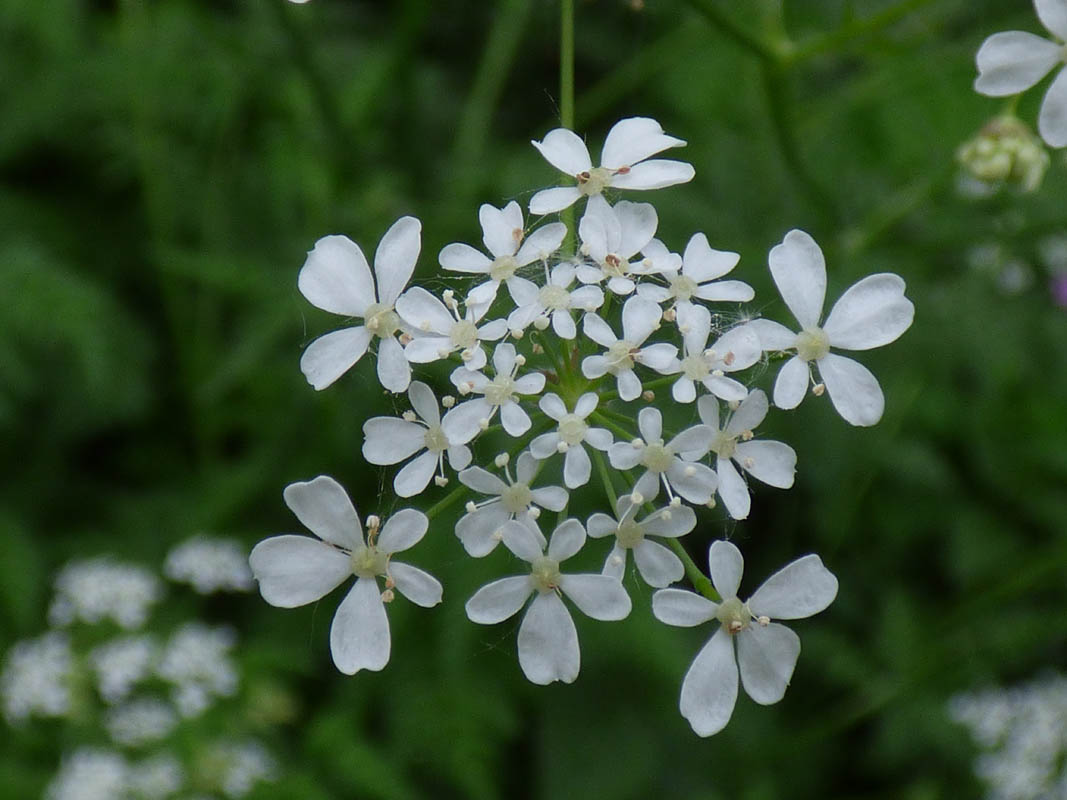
[489, 255, 518, 282]
[577, 166, 613, 196]
[423, 424, 449, 454]
[364, 303, 400, 339]
[605, 340, 635, 373]
[529, 556, 562, 593]
[602, 253, 629, 278]
[681, 354, 710, 381]
[710, 431, 737, 460]
[483, 375, 516, 406]
[538, 284, 571, 311]
[557, 413, 588, 445]
[668, 273, 698, 301]
[716, 596, 752, 635]
[616, 519, 644, 549]
[641, 441, 674, 474]
[795, 326, 830, 362]
[350, 545, 389, 579]
[499, 482, 533, 513]
[449, 320, 479, 349]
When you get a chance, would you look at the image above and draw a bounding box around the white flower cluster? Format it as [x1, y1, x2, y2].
[164, 536, 255, 595]
[951, 675, 1067, 800]
[253, 116, 914, 736]
[49, 557, 163, 630]
[1, 631, 74, 724]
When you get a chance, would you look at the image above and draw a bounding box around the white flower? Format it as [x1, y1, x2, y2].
[438, 201, 566, 306]
[362, 381, 472, 497]
[45, 748, 129, 800]
[213, 739, 277, 798]
[529, 117, 695, 214]
[249, 476, 442, 675]
[48, 557, 162, 630]
[454, 451, 568, 557]
[105, 697, 178, 746]
[506, 262, 604, 338]
[580, 296, 677, 401]
[297, 217, 421, 392]
[974, 0, 1067, 147]
[89, 635, 158, 705]
[653, 540, 838, 736]
[664, 303, 761, 404]
[575, 196, 659, 295]
[748, 229, 914, 426]
[127, 754, 184, 799]
[156, 623, 238, 718]
[608, 407, 717, 504]
[1, 632, 74, 723]
[587, 494, 696, 588]
[447, 343, 546, 439]
[697, 390, 797, 520]
[529, 393, 613, 488]
[637, 232, 754, 308]
[164, 536, 254, 594]
[465, 518, 631, 684]
[396, 287, 507, 369]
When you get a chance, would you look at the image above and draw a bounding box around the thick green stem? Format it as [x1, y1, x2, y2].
[425, 484, 468, 520]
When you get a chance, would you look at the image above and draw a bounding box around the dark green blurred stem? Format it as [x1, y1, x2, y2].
[682, 0, 787, 62]
[787, 0, 938, 64]
[560, 0, 577, 255]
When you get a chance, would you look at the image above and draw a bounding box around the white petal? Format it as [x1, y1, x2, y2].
[283, 475, 362, 548]
[974, 31, 1060, 97]
[823, 273, 914, 350]
[378, 508, 428, 553]
[600, 117, 685, 168]
[638, 406, 662, 442]
[633, 469, 660, 503]
[530, 432, 561, 459]
[439, 242, 491, 273]
[737, 623, 800, 705]
[300, 326, 372, 391]
[709, 540, 744, 599]
[584, 427, 613, 450]
[362, 418, 426, 464]
[501, 518, 546, 562]
[666, 460, 717, 504]
[672, 377, 697, 404]
[373, 216, 420, 306]
[622, 295, 661, 345]
[608, 441, 644, 470]
[532, 128, 592, 174]
[637, 343, 678, 372]
[613, 201, 658, 258]
[515, 222, 567, 265]
[747, 554, 839, 620]
[376, 336, 410, 392]
[538, 393, 566, 420]
[583, 313, 618, 347]
[299, 235, 374, 316]
[559, 574, 631, 620]
[725, 389, 769, 436]
[441, 398, 491, 445]
[531, 486, 568, 512]
[492, 342, 517, 374]
[446, 444, 471, 470]
[330, 577, 390, 675]
[506, 276, 539, 306]
[570, 285, 604, 311]
[682, 232, 739, 281]
[711, 324, 762, 371]
[551, 309, 577, 340]
[395, 286, 454, 335]
[696, 394, 720, 430]
[602, 544, 627, 580]
[616, 369, 642, 401]
[679, 627, 739, 737]
[642, 504, 696, 538]
[547, 518, 586, 561]
[694, 279, 754, 302]
[455, 504, 510, 557]
[513, 372, 546, 395]
[586, 512, 618, 538]
[458, 467, 508, 495]
[465, 575, 533, 623]
[408, 380, 439, 425]
[479, 201, 523, 258]
[500, 402, 531, 437]
[1039, 66, 1067, 148]
[734, 440, 796, 489]
[678, 302, 711, 353]
[652, 588, 719, 628]
[393, 451, 437, 498]
[610, 159, 695, 190]
[636, 283, 672, 303]
[563, 444, 591, 488]
[773, 356, 809, 410]
[388, 561, 442, 607]
[667, 423, 712, 456]
[746, 318, 797, 351]
[518, 592, 581, 684]
[817, 353, 885, 427]
[717, 458, 751, 520]
[249, 536, 352, 608]
[1038, 0, 1067, 39]
[705, 375, 748, 403]
[403, 335, 451, 364]
[529, 187, 582, 215]
[632, 540, 684, 588]
[516, 451, 538, 485]
[768, 229, 827, 329]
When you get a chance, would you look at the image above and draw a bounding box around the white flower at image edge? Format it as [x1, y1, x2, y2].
[465, 519, 631, 684]
[749, 229, 914, 426]
[248, 476, 442, 675]
[297, 216, 421, 392]
[653, 540, 838, 736]
[974, 0, 1067, 148]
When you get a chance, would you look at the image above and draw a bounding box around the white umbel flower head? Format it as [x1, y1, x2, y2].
[48, 557, 162, 630]
[1, 632, 75, 723]
[529, 392, 613, 488]
[665, 304, 761, 404]
[45, 748, 129, 800]
[454, 451, 568, 557]
[529, 117, 695, 214]
[447, 343, 546, 440]
[164, 536, 254, 594]
[576, 196, 659, 295]
[156, 623, 238, 718]
[581, 296, 677, 401]
[748, 229, 914, 426]
[608, 407, 717, 504]
[506, 262, 604, 338]
[697, 390, 797, 521]
[637, 232, 754, 308]
[653, 540, 838, 736]
[89, 635, 158, 705]
[438, 201, 566, 306]
[465, 518, 631, 684]
[974, 0, 1067, 147]
[297, 217, 421, 392]
[362, 381, 473, 497]
[249, 476, 442, 675]
[587, 494, 696, 588]
[396, 287, 507, 370]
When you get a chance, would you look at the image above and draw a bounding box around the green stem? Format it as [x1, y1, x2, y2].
[591, 449, 619, 509]
[590, 410, 633, 442]
[425, 484, 468, 520]
[666, 538, 720, 602]
[599, 375, 675, 404]
[682, 0, 787, 63]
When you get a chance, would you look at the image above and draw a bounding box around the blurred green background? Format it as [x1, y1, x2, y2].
[2, 0, 1066, 797]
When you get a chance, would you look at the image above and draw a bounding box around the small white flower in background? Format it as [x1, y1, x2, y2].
[48, 557, 162, 630]
[529, 392, 613, 488]
[1, 631, 74, 723]
[529, 116, 695, 214]
[581, 296, 677, 401]
[249, 476, 442, 675]
[164, 536, 254, 594]
[455, 451, 568, 557]
[447, 343, 547, 439]
[697, 390, 797, 521]
[396, 286, 507, 369]
[156, 623, 238, 718]
[576, 196, 659, 295]
[506, 261, 604, 338]
[105, 697, 178, 747]
[213, 738, 278, 798]
[44, 748, 129, 800]
[748, 229, 914, 426]
[438, 201, 566, 306]
[637, 232, 754, 308]
[297, 216, 421, 392]
[664, 303, 761, 404]
[587, 493, 696, 588]
[362, 381, 472, 497]
[974, 0, 1067, 147]
[465, 518, 631, 684]
[127, 754, 184, 799]
[608, 407, 717, 505]
[653, 540, 838, 736]
[89, 635, 158, 705]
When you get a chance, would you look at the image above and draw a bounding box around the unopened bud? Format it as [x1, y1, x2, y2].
[728, 399, 741, 411]
[533, 316, 550, 331]
[705, 498, 717, 509]
[402, 410, 417, 422]
[511, 328, 524, 340]
[442, 394, 456, 408]
[642, 390, 655, 402]
[366, 514, 381, 531]
[957, 115, 1049, 193]
[494, 453, 510, 468]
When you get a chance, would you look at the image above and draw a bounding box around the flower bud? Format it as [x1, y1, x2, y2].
[957, 116, 1049, 193]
